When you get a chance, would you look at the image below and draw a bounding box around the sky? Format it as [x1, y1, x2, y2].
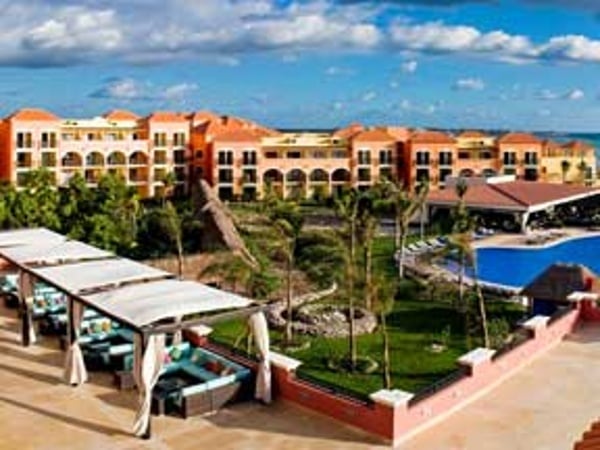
[1, 0, 600, 132]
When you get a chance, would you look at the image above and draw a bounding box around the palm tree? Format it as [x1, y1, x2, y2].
[560, 160, 571, 184]
[158, 201, 184, 278]
[371, 277, 395, 389]
[357, 200, 379, 311]
[267, 200, 304, 345]
[161, 171, 177, 204]
[335, 189, 361, 368]
[392, 181, 428, 279]
[199, 252, 256, 294]
[417, 181, 430, 241]
[449, 179, 490, 348]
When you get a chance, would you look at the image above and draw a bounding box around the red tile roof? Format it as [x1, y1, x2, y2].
[498, 132, 541, 145]
[103, 109, 139, 121]
[146, 111, 188, 123]
[411, 130, 455, 144]
[428, 181, 600, 210]
[352, 128, 395, 142]
[562, 140, 594, 152]
[382, 126, 411, 141]
[334, 123, 364, 139]
[7, 108, 59, 121]
[213, 129, 261, 142]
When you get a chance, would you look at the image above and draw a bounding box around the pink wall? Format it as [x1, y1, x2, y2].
[206, 308, 581, 446]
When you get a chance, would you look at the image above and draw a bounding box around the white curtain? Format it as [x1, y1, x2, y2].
[172, 316, 183, 346]
[64, 299, 88, 385]
[248, 312, 271, 404]
[133, 333, 165, 437]
[18, 270, 36, 345]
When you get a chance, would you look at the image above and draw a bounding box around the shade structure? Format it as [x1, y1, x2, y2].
[0, 228, 65, 248]
[81, 280, 253, 329]
[31, 259, 172, 294]
[0, 240, 112, 266]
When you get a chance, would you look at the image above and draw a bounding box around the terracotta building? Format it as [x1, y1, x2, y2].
[0, 108, 595, 200]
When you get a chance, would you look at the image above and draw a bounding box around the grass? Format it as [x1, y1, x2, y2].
[211, 292, 525, 397]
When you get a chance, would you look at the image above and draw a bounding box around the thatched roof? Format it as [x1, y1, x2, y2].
[521, 263, 600, 302]
[194, 180, 258, 269]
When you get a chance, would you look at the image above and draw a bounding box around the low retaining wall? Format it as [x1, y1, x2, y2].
[268, 307, 581, 446]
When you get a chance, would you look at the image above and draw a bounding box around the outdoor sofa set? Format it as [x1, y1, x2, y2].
[0, 274, 254, 418]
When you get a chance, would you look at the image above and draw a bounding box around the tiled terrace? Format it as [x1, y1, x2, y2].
[0, 304, 384, 450]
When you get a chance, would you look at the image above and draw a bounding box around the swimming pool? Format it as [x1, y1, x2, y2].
[466, 234, 600, 289]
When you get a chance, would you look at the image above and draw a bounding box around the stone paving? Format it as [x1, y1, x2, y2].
[0, 304, 385, 450]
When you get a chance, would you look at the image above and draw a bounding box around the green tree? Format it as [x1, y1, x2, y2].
[577, 160, 589, 185]
[199, 252, 257, 294]
[391, 181, 428, 279]
[335, 188, 361, 368]
[268, 199, 304, 345]
[58, 173, 95, 239]
[371, 277, 395, 389]
[13, 169, 60, 229]
[151, 201, 185, 278]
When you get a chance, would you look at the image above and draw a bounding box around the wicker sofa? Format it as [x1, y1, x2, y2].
[121, 342, 252, 418]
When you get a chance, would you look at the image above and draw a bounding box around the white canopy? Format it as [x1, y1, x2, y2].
[81, 280, 252, 328]
[31, 259, 172, 294]
[0, 228, 65, 248]
[0, 240, 112, 266]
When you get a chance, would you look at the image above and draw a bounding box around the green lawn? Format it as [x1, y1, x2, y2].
[210, 295, 524, 398]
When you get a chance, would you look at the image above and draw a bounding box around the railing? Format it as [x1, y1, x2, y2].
[407, 367, 470, 406]
[491, 327, 532, 361]
[295, 368, 373, 405]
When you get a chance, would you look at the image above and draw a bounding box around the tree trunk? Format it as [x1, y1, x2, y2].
[419, 204, 425, 241]
[285, 251, 293, 345]
[381, 310, 391, 389]
[398, 224, 407, 279]
[365, 240, 373, 310]
[349, 276, 357, 369]
[176, 239, 184, 280]
[473, 264, 490, 348]
[394, 214, 401, 250]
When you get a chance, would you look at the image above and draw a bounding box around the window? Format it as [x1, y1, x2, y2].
[458, 151, 471, 160]
[173, 150, 186, 164]
[243, 151, 257, 165]
[416, 168, 430, 181]
[379, 167, 392, 181]
[286, 151, 302, 159]
[154, 150, 167, 165]
[332, 150, 348, 159]
[439, 152, 453, 166]
[242, 169, 257, 183]
[218, 169, 233, 183]
[41, 153, 56, 167]
[16, 132, 32, 148]
[132, 132, 140, 141]
[312, 150, 326, 159]
[173, 132, 186, 146]
[503, 152, 516, 165]
[358, 150, 371, 165]
[195, 150, 203, 159]
[524, 168, 538, 181]
[379, 150, 392, 165]
[439, 168, 452, 184]
[87, 133, 99, 141]
[218, 151, 233, 166]
[41, 132, 57, 148]
[153, 132, 167, 147]
[416, 152, 430, 166]
[16, 153, 31, 168]
[524, 152, 538, 165]
[480, 151, 493, 160]
[265, 151, 278, 159]
[174, 167, 186, 182]
[358, 168, 371, 182]
[503, 168, 516, 175]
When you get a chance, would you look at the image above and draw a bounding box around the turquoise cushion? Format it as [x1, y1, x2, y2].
[181, 362, 218, 382]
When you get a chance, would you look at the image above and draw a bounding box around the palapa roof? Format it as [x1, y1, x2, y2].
[521, 263, 600, 302]
[146, 111, 188, 123]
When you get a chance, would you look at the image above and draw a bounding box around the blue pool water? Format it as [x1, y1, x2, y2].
[469, 235, 600, 288]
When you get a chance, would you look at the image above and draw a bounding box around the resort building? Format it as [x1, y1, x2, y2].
[0, 107, 595, 200]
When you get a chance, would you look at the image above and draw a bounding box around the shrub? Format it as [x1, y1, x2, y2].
[488, 317, 511, 349]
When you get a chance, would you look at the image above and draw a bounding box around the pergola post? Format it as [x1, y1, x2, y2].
[20, 302, 31, 347]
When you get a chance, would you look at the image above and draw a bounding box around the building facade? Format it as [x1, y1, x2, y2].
[0, 107, 595, 200]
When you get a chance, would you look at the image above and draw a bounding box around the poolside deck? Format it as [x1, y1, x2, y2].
[0, 304, 384, 450]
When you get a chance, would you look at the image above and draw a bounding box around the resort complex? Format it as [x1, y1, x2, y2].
[0, 108, 596, 200]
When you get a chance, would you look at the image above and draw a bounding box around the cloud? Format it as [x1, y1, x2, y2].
[325, 66, 355, 76]
[537, 88, 584, 100]
[453, 77, 485, 90]
[362, 91, 377, 102]
[400, 60, 418, 73]
[89, 78, 197, 101]
[1, 0, 600, 68]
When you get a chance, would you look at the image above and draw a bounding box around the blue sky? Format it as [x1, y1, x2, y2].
[1, 0, 600, 131]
